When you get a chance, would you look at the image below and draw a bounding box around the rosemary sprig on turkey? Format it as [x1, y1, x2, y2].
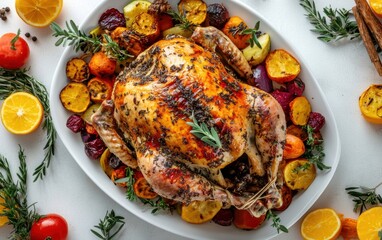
[187, 113, 222, 148]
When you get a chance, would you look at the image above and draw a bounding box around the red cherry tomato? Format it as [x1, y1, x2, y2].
[274, 184, 293, 211]
[0, 32, 30, 69]
[30, 214, 68, 240]
[233, 208, 266, 230]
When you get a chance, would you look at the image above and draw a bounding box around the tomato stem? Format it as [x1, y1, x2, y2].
[10, 29, 21, 50]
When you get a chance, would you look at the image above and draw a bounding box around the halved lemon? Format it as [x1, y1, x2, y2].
[1, 92, 44, 135]
[15, 0, 63, 28]
[357, 206, 382, 240]
[301, 208, 342, 240]
[181, 200, 222, 224]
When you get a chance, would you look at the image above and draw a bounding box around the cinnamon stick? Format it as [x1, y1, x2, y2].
[352, 6, 382, 76]
[355, 0, 382, 48]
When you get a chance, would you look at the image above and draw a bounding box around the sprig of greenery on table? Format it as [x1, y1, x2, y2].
[266, 210, 288, 234]
[91, 210, 125, 240]
[0, 147, 40, 239]
[50, 20, 133, 62]
[299, 0, 360, 42]
[0, 67, 57, 182]
[346, 181, 382, 214]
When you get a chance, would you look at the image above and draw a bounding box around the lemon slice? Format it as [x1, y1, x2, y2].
[357, 207, 382, 240]
[301, 208, 342, 240]
[181, 200, 222, 224]
[15, 0, 63, 28]
[1, 92, 44, 135]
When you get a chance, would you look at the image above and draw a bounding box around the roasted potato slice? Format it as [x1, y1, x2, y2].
[178, 0, 207, 25]
[111, 27, 147, 57]
[66, 58, 90, 82]
[289, 96, 312, 126]
[359, 84, 382, 124]
[60, 82, 90, 113]
[88, 51, 116, 77]
[123, 0, 152, 27]
[242, 33, 271, 66]
[222, 16, 251, 50]
[87, 77, 114, 103]
[283, 133, 305, 159]
[265, 49, 301, 83]
[131, 12, 160, 43]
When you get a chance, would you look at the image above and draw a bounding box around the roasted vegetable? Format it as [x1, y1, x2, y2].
[98, 8, 126, 31]
[123, 0, 152, 27]
[307, 112, 326, 132]
[158, 13, 174, 31]
[274, 184, 293, 211]
[162, 26, 193, 38]
[252, 64, 273, 92]
[359, 84, 382, 124]
[178, 0, 207, 25]
[283, 133, 305, 160]
[133, 177, 158, 199]
[222, 16, 251, 50]
[265, 49, 301, 83]
[286, 124, 308, 141]
[206, 3, 229, 29]
[286, 77, 305, 96]
[66, 57, 90, 82]
[283, 159, 316, 190]
[181, 200, 222, 224]
[111, 165, 127, 187]
[289, 96, 312, 126]
[87, 77, 114, 103]
[111, 27, 147, 57]
[233, 208, 266, 230]
[100, 148, 114, 178]
[271, 89, 294, 116]
[242, 33, 271, 66]
[66, 114, 85, 133]
[60, 82, 90, 113]
[81, 103, 101, 124]
[88, 51, 116, 77]
[131, 12, 160, 43]
[212, 208, 233, 226]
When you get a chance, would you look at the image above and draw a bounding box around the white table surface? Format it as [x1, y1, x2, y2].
[1, 0, 381, 239]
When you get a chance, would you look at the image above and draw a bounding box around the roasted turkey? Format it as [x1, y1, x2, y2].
[92, 26, 286, 216]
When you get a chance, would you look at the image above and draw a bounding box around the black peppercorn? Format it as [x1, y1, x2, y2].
[25, 32, 31, 38]
[5, 7, 10, 12]
[32, 36, 37, 41]
[1, 16, 6, 21]
[0, 9, 5, 15]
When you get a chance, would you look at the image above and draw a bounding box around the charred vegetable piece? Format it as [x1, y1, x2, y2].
[252, 64, 273, 93]
[66, 58, 90, 82]
[271, 89, 294, 116]
[60, 82, 90, 113]
[307, 112, 326, 132]
[81, 103, 101, 124]
[66, 114, 85, 133]
[98, 8, 126, 31]
[289, 96, 312, 126]
[283, 134, 305, 160]
[133, 177, 158, 199]
[111, 165, 127, 187]
[286, 124, 308, 141]
[85, 123, 98, 135]
[85, 137, 106, 160]
[87, 77, 114, 103]
[222, 16, 251, 50]
[111, 27, 147, 57]
[181, 200, 222, 224]
[178, 0, 207, 25]
[243, 33, 271, 67]
[212, 208, 233, 226]
[88, 51, 116, 77]
[283, 159, 316, 190]
[286, 77, 305, 97]
[274, 184, 293, 211]
[158, 13, 174, 31]
[233, 208, 266, 230]
[131, 12, 160, 43]
[206, 3, 229, 29]
[359, 84, 382, 124]
[123, 0, 152, 27]
[80, 129, 97, 143]
[265, 49, 301, 83]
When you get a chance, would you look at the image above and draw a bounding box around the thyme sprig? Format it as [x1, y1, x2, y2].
[241, 21, 262, 49]
[186, 113, 222, 148]
[167, 10, 195, 31]
[303, 125, 331, 171]
[345, 181, 382, 214]
[299, 0, 360, 42]
[266, 210, 288, 234]
[91, 210, 125, 240]
[0, 147, 40, 239]
[50, 20, 133, 62]
[0, 67, 57, 182]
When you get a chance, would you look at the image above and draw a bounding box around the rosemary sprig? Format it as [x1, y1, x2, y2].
[0, 67, 57, 182]
[186, 113, 222, 148]
[167, 10, 195, 31]
[50, 20, 133, 61]
[299, 0, 360, 42]
[91, 210, 125, 240]
[266, 210, 288, 234]
[303, 125, 330, 171]
[0, 147, 40, 239]
[345, 181, 382, 214]
[241, 21, 262, 49]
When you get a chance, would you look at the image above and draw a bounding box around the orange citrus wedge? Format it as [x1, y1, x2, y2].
[15, 0, 63, 28]
[301, 208, 342, 240]
[357, 207, 382, 240]
[181, 200, 222, 224]
[370, 0, 382, 18]
[1, 92, 44, 135]
[283, 159, 316, 190]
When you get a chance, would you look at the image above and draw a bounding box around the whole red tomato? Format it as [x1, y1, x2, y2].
[0, 32, 30, 69]
[30, 214, 68, 240]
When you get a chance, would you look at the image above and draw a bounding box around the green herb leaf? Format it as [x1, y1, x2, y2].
[266, 210, 288, 234]
[345, 182, 382, 214]
[91, 210, 125, 240]
[241, 21, 262, 48]
[167, 10, 195, 31]
[186, 112, 222, 148]
[303, 125, 331, 171]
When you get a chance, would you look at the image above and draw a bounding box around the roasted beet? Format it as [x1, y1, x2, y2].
[212, 208, 233, 226]
[66, 115, 85, 133]
[307, 112, 325, 132]
[253, 64, 273, 93]
[206, 3, 230, 29]
[287, 78, 305, 96]
[271, 89, 294, 115]
[84, 138, 106, 159]
[98, 8, 126, 31]
[80, 129, 97, 143]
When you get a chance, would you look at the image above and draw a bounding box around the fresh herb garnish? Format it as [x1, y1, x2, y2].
[292, 162, 312, 173]
[303, 125, 330, 171]
[266, 210, 288, 234]
[91, 210, 125, 240]
[50, 20, 133, 61]
[299, 0, 360, 42]
[241, 21, 262, 49]
[345, 181, 382, 214]
[167, 10, 195, 31]
[0, 68, 57, 181]
[10, 29, 21, 50]
[0, 147, 40, 239]
[140, 197, 170, 214]
[186, 113, 222, 149]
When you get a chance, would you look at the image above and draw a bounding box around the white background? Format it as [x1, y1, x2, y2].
[1, 0, 382, 239]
